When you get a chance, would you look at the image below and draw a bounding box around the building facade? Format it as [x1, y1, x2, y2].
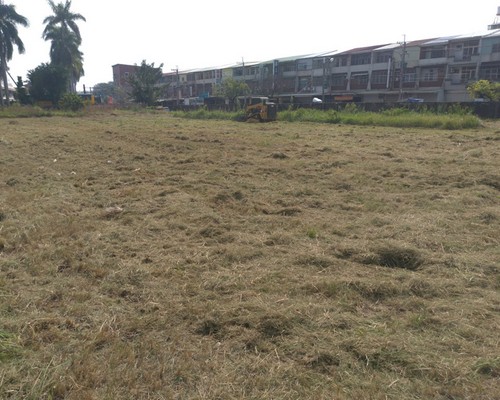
[113, 28, 500, 105]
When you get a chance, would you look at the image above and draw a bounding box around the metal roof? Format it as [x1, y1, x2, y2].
[158, 29, 500, 76]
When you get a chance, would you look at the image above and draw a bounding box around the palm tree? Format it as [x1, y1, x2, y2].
[43, 0, 85, 92]
[44, 24, 84, 90]
[0, 2, 28, 106]
[43, 0, 85, 44]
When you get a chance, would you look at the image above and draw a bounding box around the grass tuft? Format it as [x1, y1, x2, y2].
[374, 245, 425, 270]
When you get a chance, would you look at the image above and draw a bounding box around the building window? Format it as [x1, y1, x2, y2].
[350, 73, 369, 88]
[374, 51, 392, 64]
[463, 40, 479, 58]
[479, 65, 500, 81]
[403, 70, 416, 83]
[296, 60, 309, 71]
[298, 76, 311, 92]
[460, 66, 476, 83]
[281, 62, 296, 72]
[331, 73, 347, 87]
[492, 43, 500, 53]
[371, 70, 388, 85]
[312, 59, 324, 69]
[333, 56, 348, 67]
[421, 69, 436, 81]
[420, 46, 446, 59]
[350, 53, 371, 66]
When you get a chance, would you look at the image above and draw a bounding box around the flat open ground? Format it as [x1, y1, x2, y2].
[0, 111, 499, 399]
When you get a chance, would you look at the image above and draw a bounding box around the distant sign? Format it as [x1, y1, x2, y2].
[334, 95, 354, 101]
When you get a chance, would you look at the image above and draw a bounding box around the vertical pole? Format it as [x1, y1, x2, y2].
[175, 66, 179, 106]
[0, 0, 4, 106]
[322, 57, 325, 103]
[399, 35, 407, 101]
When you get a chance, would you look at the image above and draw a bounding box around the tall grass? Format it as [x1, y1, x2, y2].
[0, 104, 90, 118]
[171, 108, 244, 121]
[0, 105, 52, 118]
[278, 106, 481, 129]
[1, 104, 482, 129]
[170, 105, 481, 129]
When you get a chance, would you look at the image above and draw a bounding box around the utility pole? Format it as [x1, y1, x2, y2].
[171, 66, 179, 106]
[322, 57, 326, 103]
[398, 34, 407, 101]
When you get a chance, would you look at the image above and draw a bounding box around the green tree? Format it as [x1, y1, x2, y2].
[44, 25, 83, 85]
[0, 2, 28, 106]
[28, 62, 69, 105]
[92, 81, 114, 98]
[467, 80, 500, 102]
[127, 60, 166, 106]
[93, 81, 126, 104]
[214, 78, 250, 110]
[15, 75, 30, 104]
[59, 92, 83, 111]
[43, 0, 85, 92]
[43, 0, 85, 43]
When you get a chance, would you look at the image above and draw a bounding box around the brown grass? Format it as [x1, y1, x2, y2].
[1, 109, 499, 399]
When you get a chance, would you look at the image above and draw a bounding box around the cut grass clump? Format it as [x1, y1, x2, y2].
[474, 357, 500, 377]
[0, 330, 22, 361]
[374, 245, 425, 270]
[195, 319, 222, 337]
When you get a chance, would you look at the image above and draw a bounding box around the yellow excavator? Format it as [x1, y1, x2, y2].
[244, 97, 277, 122]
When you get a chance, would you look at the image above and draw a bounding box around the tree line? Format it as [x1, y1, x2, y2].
[1, 1, 264, 110]
[0, 0, 85, 107]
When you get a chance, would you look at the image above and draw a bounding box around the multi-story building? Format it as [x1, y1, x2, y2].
[112, 15, 500, 105]
[112, 64, 139, 87]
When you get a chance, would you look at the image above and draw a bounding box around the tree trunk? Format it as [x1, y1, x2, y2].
[0, 56, 5, 106]
[0, 55, 11, 106]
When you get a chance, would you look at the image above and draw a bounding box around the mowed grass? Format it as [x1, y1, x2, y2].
[0, 110, 499, 399]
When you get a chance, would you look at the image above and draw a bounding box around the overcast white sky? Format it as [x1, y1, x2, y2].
[6, 1, 500, 91]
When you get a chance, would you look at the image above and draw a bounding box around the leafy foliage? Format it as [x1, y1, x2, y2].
[15, 76, 30, 105]
[28, 63, 69, 105]
[213, 78, 250, 110]
[43, 0, 86, 43]
[59, 92, 84, 111]
[0, 3, 29, 106]
[42, 0, 86, 92]
[467, 79, 500, 102]
[44, 25, 84, 80]
[127, 60, 166, 106]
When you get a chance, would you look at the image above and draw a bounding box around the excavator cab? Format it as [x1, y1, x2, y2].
[244, 97, 277, 122]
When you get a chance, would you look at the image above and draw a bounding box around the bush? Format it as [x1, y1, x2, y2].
[59, 93, 84, 111]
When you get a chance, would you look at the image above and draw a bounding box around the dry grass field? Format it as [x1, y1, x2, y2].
[0, 110, 499, 399]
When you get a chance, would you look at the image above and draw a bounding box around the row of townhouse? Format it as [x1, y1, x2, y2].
[113, 28, 500, 105]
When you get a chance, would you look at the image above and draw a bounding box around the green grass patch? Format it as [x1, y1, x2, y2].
[169, 106, 481, 129]
[279, 107, 481, 129]
[0, 105, 53, 118]
[0, 104, 90, 118]
[171, 108, 244, 121]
